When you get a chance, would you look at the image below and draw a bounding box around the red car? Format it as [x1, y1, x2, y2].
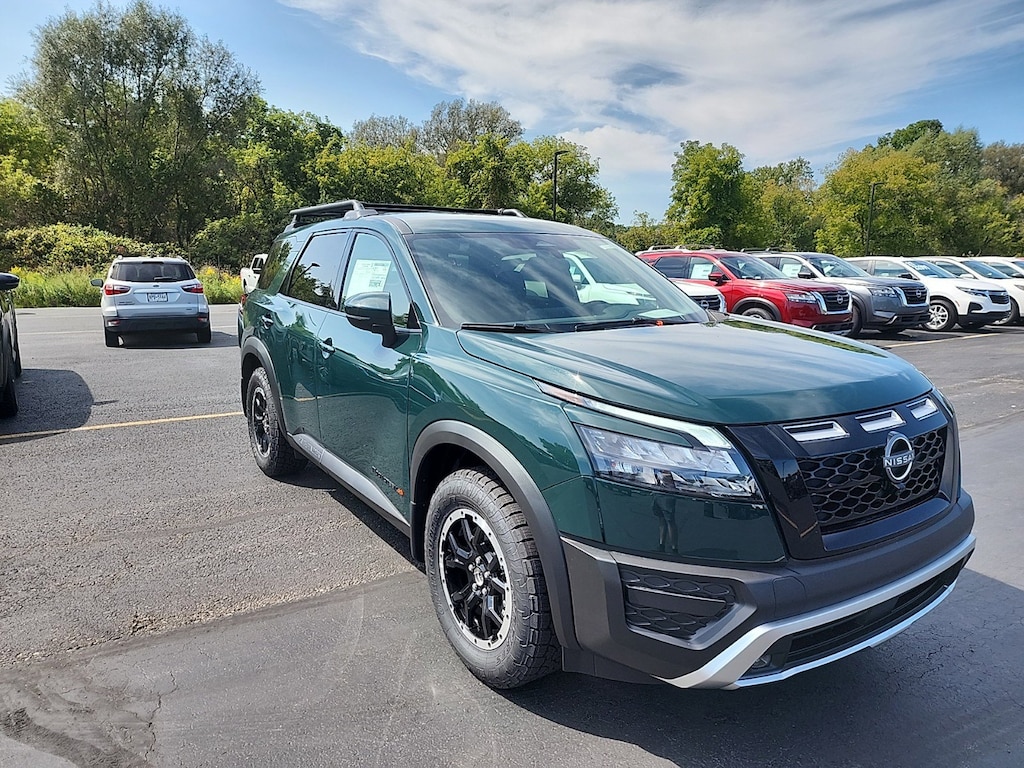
[637, 247, 853, 334]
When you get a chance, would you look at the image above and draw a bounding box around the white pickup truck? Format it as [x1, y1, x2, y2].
[240, 253, 267, 294]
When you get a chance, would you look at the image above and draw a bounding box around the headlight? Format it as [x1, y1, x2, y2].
[961, 287, 988, 297]
[784, 291, 818, 304]
[868, 286, 898, 298]
[576, 424, 764, 502]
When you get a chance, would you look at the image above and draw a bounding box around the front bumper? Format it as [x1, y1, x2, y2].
[560, 491, 974, 689]
[866, 307, 930, 330]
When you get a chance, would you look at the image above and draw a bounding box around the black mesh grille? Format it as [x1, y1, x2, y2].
[897, 285, 927, 305]
[989, 291, 1009, 304]
[693, 295, 724, 311]
[815, 288, 849, 312]
[798, 428, 946, 533]
[621, 568, 735, 641]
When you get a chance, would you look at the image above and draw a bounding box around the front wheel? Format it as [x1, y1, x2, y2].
[992, 298, 1019, 326]
[740, 306, 776, 321]
[425, 468, 560, 689]
[245, 367, 306, 477]
[924, 299, 957, 332]
[848, 304, 864, 338]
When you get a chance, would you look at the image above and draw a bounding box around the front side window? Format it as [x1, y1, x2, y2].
[342, 233, 412, 327]
[408, 233, 703, 329]
[810, 256, 869, 278]
[283, 233, 347, 309]
[717, 255, 786, 280]
[775, 257, 805, 278]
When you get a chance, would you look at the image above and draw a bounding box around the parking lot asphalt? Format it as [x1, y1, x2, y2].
[2, 307, 1023, 766]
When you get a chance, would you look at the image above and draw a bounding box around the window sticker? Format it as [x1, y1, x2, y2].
[690, 263, 713, 280]
[348, 259, 392, 294]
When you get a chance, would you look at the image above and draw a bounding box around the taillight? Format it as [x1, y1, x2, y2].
[183, 283, 205, 294]
[239, 293, 248, 307]
[103, 283, 130, 295]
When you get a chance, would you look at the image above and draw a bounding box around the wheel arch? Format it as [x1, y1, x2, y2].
[733, 299, 780, 320]
[410, 420, 580, 651]
[240, 336, 280, 418]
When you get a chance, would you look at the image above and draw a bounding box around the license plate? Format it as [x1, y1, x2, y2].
[147, 293, 168, 302]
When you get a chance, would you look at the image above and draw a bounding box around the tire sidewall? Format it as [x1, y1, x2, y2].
[425, 471, 538, 684]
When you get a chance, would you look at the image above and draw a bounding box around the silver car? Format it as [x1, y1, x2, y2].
[92, 257, 211, 347]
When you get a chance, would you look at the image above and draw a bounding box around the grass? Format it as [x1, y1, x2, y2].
[8, 266, 243, 308]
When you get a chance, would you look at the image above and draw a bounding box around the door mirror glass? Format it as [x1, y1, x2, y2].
[344, 291, 398, 346]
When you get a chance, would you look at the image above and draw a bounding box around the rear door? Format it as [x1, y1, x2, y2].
[257, 232, 350, 440]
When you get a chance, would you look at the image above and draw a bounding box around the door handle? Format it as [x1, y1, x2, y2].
[259, 314, 274, 329]
[319, 338, 336, 356]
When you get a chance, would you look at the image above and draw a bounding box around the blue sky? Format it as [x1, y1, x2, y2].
[3, 0, 1024, 223]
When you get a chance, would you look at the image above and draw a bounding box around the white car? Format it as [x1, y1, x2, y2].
[565, 251, 725, 312]
[241, 253, 267, 294]
[91, 256, 211, 346]
[848, 257, 1010, 331]
[928, 257, 1024, 325]
[972, 256, 1024, 278]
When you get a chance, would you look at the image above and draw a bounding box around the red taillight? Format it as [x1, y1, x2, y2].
[239, 293, 248, 307]
[103, 283, 130, 295]
[183, 283, 205, 294]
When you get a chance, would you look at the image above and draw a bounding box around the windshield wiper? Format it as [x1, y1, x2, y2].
[460, 322, 554, 333]
[572, 316, 690, 332]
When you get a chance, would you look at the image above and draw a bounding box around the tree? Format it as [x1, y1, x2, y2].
[420, 99, 522, 161]
[349, 114, 418, 150]
[982, 141, 1024, 198]
[877, 119, 944, 150]
[739, 159, 817, 250]
[444, 134, 532, 209]
[311, 143, 448, 205]
[0, 99, 60, 227]
[666, 141, 747, 247]
[18, 0, 259, 244]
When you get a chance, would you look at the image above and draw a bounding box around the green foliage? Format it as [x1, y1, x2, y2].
[191, 212, 285, 271]
[0, 223, 170, 272]
[667, 141, 747, 248]
[877, 120, 944, 150]
[19, 0, 259, 243]
[613, 213, 688, 253]
[9, 267, 102, 307]
[312, 143, 448, 205]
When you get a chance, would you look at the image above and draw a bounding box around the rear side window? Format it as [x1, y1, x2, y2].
[652, 256, 690, 278]
[282, 233, 348, 309]
[257, 237, 297, 291]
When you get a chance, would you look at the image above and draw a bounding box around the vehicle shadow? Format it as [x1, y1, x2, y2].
[117, 329, 235, 349]
[0, 368, 93, 440]
[500, 568, 1023, 766]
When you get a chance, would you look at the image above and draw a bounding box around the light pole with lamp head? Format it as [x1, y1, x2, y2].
[552, 149, 568, 221]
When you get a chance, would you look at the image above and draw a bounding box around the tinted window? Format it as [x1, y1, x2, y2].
[258, 237, 295, 291]
[111, 261, 194, 282]
[651, 256, 690, 278]
[342, 233, 412, 327]
[282, 234, 347, 309]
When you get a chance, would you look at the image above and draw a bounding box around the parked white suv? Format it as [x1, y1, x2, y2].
[848, 257, 1010, 331]
[927, 257, 1024, 325]
[91, 257, 211, 346]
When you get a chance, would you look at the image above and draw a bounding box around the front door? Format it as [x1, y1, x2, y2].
[315, 232, 418, 512]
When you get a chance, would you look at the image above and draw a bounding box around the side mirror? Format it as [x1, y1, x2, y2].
[709, 271, 728, 285]
[90, 278, 104, 287]
[0, 273, 19, 291]
[798, 267, 815, 279]
[344, 291, 398, 346]
[900, 272, 914, 280]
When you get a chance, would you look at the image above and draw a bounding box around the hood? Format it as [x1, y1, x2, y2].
[457, 318, 932, 425]
[815, 275, 918, 290]
[744, 278, 842, 294]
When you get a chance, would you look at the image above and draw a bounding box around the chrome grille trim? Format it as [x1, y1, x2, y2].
[783, 421, 849, 443]
[855, 410, 905, 432]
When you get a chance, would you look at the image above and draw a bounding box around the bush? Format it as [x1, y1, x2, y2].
[195, 265, 243, 304]
[9, 267, 102, 307]
[0, 223, 178, 272]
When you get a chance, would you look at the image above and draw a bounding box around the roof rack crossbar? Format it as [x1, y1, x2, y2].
[285, 199, 527, 230]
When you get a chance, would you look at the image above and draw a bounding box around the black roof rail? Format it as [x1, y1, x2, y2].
[285, 200, 527, 230]
[741, 247, 779, 253]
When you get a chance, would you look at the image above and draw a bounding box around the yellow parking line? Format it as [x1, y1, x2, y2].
[0, 411, 243, 441]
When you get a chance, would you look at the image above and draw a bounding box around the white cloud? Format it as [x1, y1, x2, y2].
[281, 0, 1024, 215]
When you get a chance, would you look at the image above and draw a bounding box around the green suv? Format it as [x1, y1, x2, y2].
[239, 201, 975, 690]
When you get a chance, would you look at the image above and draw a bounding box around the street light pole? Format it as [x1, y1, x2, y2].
[552, 149, 568, 221]
[865, 181, 883, 257]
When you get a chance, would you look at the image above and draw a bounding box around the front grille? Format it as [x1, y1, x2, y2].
[896, 285, 928, 305]
[989, 291, 1010, 304]
[815, 288, 850, 313]
[694, 295, 725, 312]
[621, 567, 735, 641]
[798, 428, 946, 534]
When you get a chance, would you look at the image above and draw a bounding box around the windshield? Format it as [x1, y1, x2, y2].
[963, 260, 1008, 279]
[933, 261, 972, 277]
[408, 232, 705, 329]
[906, 260, 958, 278]
[809, 255, 870, 278]
[983, 261, 1024, 277]
[717, 255, 787, 280]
